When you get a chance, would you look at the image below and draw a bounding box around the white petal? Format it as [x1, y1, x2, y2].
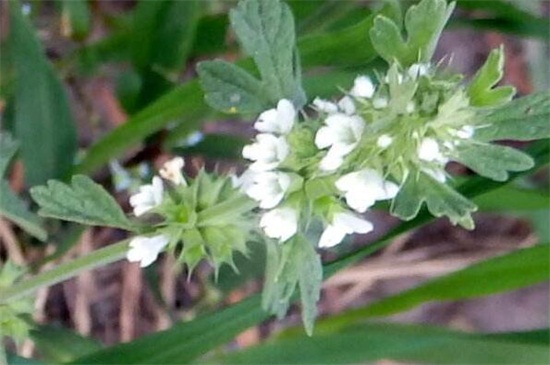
[333, 212, 373, 234]
[151, 176, 164, 205]
[418, 138, 442, 162]
[319, 150, 345, 171]
[260, 208, 298, 242]
[159, 158, 186, 185]
[254, 99, 295, 135]
[254, 109, 279, 133]
[372, 97, 388, 109]
[315, 126, 336, 149]
[337, 96, 356, 115]
[350, 76, 375, 98]
[276, 99, 296, 134]
[318, 224, 347, 248]
[377, 134, 393, 148]
[127, 235, 170, 267]
[456, 125, 474, 139]
[406, 101, 415, 113]
[423, 167, 447, 183]
[313, 97, 338, 114]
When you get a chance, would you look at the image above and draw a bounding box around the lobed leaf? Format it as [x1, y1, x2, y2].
[391, 172, 478, 229]
[296, 236, 323, 336]
[30, 175, 135, 231]
[454, 142, 534, 182]
[370, 0, 455, 66]
[0, 181, 47, 241]
[474, 91, 550, 142]
[200, 0, 306, 113]
[197, 60, 268, 114]
[467, 46, 515, 107]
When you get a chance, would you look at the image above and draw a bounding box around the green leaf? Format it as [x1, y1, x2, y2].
[370, 0, 455, 65]
[454, 142, 534, 182]
[60, 0, 92, 40]
[467, 46, 515, 107]
[6, 1, 78, 186]
[0, 133, 19, 177]
[474, 185, 550, 212]
[229, 0, 306, 108]
[391, 172, 478, 229]
[131, 0, 199, 73]
[70, 296, 268, 365]
[474, 91, 550, 142]
[31, 325, 102, 363]
[214, 322, 549, 364]
[0, 181, 47, 241]
[197, 60, 268, 114]
[295, 237, 322, 336]
[129, 0, 200, 107]
[321, 245, 549, 327]
[30, 175, 135, 231]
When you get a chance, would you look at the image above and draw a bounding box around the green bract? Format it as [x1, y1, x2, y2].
[154, 171, 257, 273]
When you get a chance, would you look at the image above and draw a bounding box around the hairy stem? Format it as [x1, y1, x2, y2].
[0, 240, 129, 304]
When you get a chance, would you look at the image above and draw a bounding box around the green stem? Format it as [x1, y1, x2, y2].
[0, 240, 129, 304]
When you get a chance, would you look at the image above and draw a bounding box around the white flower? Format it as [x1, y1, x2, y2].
[313, 96, 356, 115]
[159, 157, 186, 185]
[315, 113, 365, 171]
[129, 176, 164, 216]
[313, 97, 339, 114]
[245, 171, 291, 209]
[242, 134, 289, 172]
[335, 169, 399, 213]
[408, 63, 429, 79]
[377, 134, 393, 148]
[319, 212, 373, 248]
[254, 99, 296, 135]
[127, 235, 170, 267]
[418, 138, 448, 164]
[456, 125, 474, 139]
[231, 168, 256, 192]
[372, 97, 388, 109]
[337, 96, 356, 115]
[350, 76, 375, 98]
[260, 207, 298, 242]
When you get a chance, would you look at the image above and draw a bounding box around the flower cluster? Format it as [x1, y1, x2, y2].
[238, 60, 507, 249]
[126, 157, 256, 270]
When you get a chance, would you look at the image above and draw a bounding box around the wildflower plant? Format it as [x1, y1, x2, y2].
[2, 0, 547, 348]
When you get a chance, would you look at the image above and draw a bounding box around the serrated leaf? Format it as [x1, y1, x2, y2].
[296, 236, 322, 336]
[0, 181, 47, 241]
[454, 142, 534, 182]
[197, 60, 267, 114]
[467, 46, 515, 106]
[7, 2, 78, 186]
[203, 0, 306, 112]
[391, 172, 477, 229]
[370, 0, 455, 65]
[474, 91, 550, 141]
[0, 133, 19, 177]
[29, 175, 134, 231]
